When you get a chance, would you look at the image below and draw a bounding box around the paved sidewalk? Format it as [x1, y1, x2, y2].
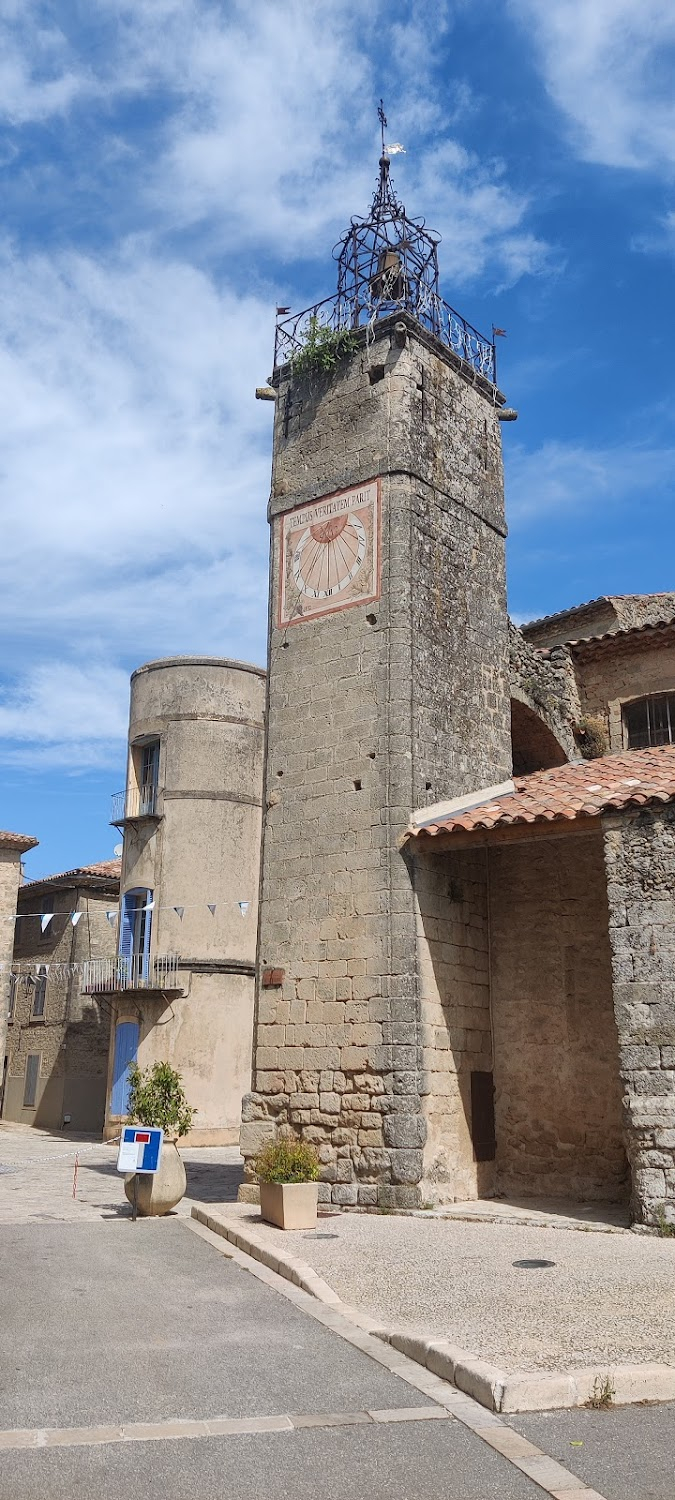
[221, 1202, 675, 1374]
[0, 1121, 243, 1223]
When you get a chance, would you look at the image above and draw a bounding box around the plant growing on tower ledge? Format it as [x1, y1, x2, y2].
[290, 314, 358, 381]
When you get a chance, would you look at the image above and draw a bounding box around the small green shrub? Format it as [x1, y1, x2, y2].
[127, 1061, 194, 1141]
[655, 1203, 675, 1238]
[254, 1138, 320, 1184]
[290, 315, 358, 381]
[586, 1373, 615, 1410]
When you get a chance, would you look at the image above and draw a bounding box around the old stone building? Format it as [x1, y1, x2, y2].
[2, 860, 119, 1131]
[0, 828, 38, 1112]
[241, 148, 675, 1229]
[96, 656, 265, 1145]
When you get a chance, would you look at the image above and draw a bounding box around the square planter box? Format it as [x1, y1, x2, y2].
[260, 1181, 318, 1231]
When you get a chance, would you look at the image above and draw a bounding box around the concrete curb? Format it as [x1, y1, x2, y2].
[191, 1206, 675, 1413]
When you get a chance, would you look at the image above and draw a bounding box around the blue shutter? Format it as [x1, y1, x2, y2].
[119, 892, 135, 984]
[111, 1021, 139, 1115]
[141, 891, 152, 982]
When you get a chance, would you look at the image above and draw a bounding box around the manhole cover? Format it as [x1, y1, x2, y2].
[512, 1258, 556, 1269]
[0, 1164, 17, 1175]
[304, 1232, 340, 1239]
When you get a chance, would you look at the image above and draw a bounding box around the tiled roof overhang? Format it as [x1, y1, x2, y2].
[20, 859, 121, 894]
[406, 746, 675, 843]
[0, 831, 38, 853]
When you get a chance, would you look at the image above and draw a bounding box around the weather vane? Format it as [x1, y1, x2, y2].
[377, 98, 405, 158]
[378, 99, 387, 155]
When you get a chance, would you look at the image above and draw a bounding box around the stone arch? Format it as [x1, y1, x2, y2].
[511, 695, 569, 776]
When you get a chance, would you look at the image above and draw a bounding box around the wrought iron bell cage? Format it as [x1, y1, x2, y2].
[334, 154, 443, 336]
[273, 143, 497, 385]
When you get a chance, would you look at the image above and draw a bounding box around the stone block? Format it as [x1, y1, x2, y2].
[383, 1115, 427, 1149]
[239, 1120, 275, 1156]
[389, 1149, 423, 1184]
[319, 1092, 341, 1114]
[332, 1184, 358, 1205]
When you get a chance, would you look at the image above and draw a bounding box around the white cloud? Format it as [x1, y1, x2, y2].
[0, 661, 129, 769]
[0, 241, 273, 651]
[0, 1, 555, 773]
[506, 437, 675, 523]
[0, 2, 93, 124]
[510, 0, 675, 172]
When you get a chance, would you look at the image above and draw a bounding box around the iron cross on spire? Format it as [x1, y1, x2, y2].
[378, 99, 387, 156]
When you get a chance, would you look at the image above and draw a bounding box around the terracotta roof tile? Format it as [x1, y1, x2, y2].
[0, 830, 38, 851]
[22, 858, 121, 890]
[408, 747, 675, 841]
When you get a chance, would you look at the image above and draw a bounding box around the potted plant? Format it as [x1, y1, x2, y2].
[124, 1060, 194, 1217]
[254, 1137, 320, 1230]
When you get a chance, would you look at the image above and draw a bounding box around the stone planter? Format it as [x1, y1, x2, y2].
[124, 1141, 186, 1217]
[259, 1181, 318, 1230]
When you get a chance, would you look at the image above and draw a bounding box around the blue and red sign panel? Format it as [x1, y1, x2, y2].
[116, 1126, 163, 1175]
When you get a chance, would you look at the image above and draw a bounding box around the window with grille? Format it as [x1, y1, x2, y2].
[624, 694, 675, 749]
[32, 967, 47, 1019]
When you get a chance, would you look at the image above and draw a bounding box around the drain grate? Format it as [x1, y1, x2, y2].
[512, 1258, 555, 1269]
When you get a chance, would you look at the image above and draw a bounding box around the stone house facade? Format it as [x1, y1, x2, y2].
[96, 656, 265, 1145]
[3, 860, 119, 1131]
[0, 828, 38, 1112]
[240, 154, 675, 1228]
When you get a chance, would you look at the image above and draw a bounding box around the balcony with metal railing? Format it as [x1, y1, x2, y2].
[110, 784, 162, 826]
[81, 952, 182, 995]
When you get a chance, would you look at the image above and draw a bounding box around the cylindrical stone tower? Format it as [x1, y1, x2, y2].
[103, 656, 265, 1145]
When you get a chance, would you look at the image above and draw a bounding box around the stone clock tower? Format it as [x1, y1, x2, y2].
[241, 143, 512, 1207]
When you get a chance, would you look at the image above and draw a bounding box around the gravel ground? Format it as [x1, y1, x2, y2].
[227, 1205, 675, 1373]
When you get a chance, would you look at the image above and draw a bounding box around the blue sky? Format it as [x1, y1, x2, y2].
[1, 0, 674, 878]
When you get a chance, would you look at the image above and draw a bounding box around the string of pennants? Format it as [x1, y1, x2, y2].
[2, 900, 252, 929]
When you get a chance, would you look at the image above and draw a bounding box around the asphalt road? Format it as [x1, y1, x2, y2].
[513, 1404, 675, 1500]
[2, 1213, 674, 1500]
[0, 1217, 545, 1500]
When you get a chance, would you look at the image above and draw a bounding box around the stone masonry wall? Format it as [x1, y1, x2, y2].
[242, 314, 511, 1206]
[574, 631, 675, 753]
[603, 807, 675, 1227]
[5, 887, 116, 1131]
[490, 830, 627, 1201]
[415, 846, 493, 1202]
[509, 622, 579, 767]
[0, 848, 23, 1085]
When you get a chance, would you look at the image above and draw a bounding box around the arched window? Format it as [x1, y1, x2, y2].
[624, 694, 675, 750]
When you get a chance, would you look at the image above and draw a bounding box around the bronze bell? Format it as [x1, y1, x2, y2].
[370, 248, 405, 303]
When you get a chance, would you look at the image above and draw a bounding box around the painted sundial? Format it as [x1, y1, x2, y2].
[278, 479, 380, 627]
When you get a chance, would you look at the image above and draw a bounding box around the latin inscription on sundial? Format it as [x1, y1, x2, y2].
[278, 479, 380, 628]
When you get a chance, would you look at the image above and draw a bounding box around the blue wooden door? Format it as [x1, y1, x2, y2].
[111, 1021, 139, 1115]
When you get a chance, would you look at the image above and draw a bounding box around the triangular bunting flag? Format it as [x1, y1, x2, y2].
[207, 904, 216, 916]
[238, 901, 250, 917]
[143, 899, 155, 911]
[105, 910, 117, 925]
[40, 913, 53, 934]
[71, 911, 83, 927]
[173, 906, 184, 920]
